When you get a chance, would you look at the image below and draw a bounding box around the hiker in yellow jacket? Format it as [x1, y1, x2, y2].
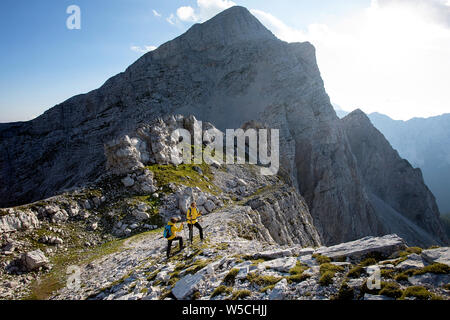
[166, 217, 184, 258]
[187, 202, 204, 243]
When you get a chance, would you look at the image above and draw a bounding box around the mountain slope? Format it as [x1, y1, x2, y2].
[368, 112, 450, 213]
[342, 110, 448, 246]
[2, 6, 445, 247]
[0, 6, 385, 245]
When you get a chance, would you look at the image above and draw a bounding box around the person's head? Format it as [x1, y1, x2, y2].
[170, 217, 179, 224]
[191, 202, 196, 208]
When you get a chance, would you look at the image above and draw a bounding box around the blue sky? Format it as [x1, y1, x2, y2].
[1, 0, 449, 122]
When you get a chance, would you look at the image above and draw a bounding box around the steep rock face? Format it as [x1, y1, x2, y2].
[245, 185, 322, 247]
[342, 110, 448, 246]
[368, 112, 450, 213]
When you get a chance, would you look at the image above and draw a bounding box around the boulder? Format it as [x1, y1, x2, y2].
[251, 249, 294, 260]
[104, 135, 145, 175]
[0, 210, 40, 234]
[2, 241, 15, 253]
[260, 257, 297, 273]
[45, 205, 59, 215]
[172, 271, 206, 300]
[132, 210, 150, 221]
[204, 200, 216, 213]
[297, 254, 317, 267]
[68, 206, 80, 217]
[178, 196, 191, 214]
[21, 249, 49, 271]
[141, 183, 157, 194]
[396, 254, 425, 271]
[421, 247, 450, 266]
[121, 176, 135, 188]
[197, 206, 206, 215]
[315, 234, 407, 261]
[408, 273, 450, 288]
[196, 195, 207, 207]
[51, 210, 69, 224]
[268, 279, 288, 300]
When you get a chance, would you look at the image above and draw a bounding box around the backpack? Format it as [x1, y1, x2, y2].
[163, 225, 172, 239]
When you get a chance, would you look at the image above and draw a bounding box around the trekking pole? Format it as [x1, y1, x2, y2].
[183, 222, 191, 255]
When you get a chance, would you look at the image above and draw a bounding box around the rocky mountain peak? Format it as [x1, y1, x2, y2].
[344, 109, 372, 123]
[189, 6, 275, 42]
[154, 6, 276, 56]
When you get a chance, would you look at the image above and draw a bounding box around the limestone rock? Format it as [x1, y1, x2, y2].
[315, 234, 407, 261]
[260, 257, 297, 273]
[121, 176, 135, 188]
[0, 210, 40, 234]
[51, 210, 69, 224]
[204, 200, 216, 213]
[408, 273, 450, 288]
[268, 279, 288, 300]
[132, 210, 150, 222]
[21, 249, 49, 271]
[252, 249, 294, 260]
[421, 247, 450, 266]
[172, 271, 206, 300]
[396, 254, 425, 271]
[245, 185, 322, 247]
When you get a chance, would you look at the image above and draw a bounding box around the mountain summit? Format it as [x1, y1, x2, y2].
[181, 6, 275, 45]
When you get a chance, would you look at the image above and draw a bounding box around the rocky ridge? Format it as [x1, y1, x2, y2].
[342, 110, 448, 246]
[50, 229, 450, 301]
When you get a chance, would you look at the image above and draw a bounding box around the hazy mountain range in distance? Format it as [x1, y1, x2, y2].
[335, 108, 450, 215]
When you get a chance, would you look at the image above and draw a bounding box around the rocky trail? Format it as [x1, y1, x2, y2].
[44, 221, 450, 301]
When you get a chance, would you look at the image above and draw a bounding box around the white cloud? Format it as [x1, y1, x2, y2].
[253, 0, 450, 120]
[177, 6, 197, 22]
[130, 45, 157, 54]
[166, 13, 177, 25]
[175, 0, 236, 23]
[152, 9, 161, 18]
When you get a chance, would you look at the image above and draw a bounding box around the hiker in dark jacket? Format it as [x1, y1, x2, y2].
[166, 217, 184, 258]
[187, 202, 204, 243]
